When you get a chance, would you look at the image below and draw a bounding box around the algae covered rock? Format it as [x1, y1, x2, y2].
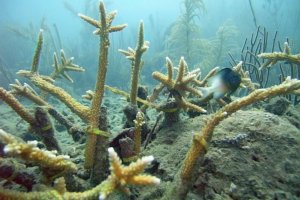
[139, 109, 300, 200]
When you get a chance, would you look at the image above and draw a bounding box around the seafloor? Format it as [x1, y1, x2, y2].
[0, 93, 299, 199]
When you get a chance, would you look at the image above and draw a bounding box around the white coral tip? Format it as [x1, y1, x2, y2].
[3, 145, 11, 153]
[153, 177, 161, 185]
[108, 147, 117, 157]
[99, 193, 106, 200]
[141, 155, 154, 164]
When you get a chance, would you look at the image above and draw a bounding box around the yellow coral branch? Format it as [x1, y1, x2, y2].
[50, 50, 85, 83]
[134, 112, 145, 155]
[28, 75, 90, 121]
[152, 57, 206, 113]
[119, 21, 149, 105]
[31, 29, 43, 73]
[10, 79, 48, 106]
[233, 61, 257, 92]
[0, 87, 36, 125]
[79, 1, 127, 169]
[258, 42, 300, 69]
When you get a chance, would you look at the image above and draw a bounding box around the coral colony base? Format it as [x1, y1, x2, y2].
[0, 1, 300, 200]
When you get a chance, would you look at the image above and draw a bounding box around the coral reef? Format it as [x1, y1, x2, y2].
[1, 1, 300, 200]
[232, 61, 257, 92]
[31, 29, 43, 73]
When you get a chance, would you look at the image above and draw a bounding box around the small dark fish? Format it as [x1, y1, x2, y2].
[200, 68, 241, 100]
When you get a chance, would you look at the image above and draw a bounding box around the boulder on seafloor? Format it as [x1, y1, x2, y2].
[138, 109, 300, 200]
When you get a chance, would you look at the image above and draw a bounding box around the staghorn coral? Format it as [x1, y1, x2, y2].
[191, 66, 219, 87]
[97, 147, 160, 199]
[18, 73, 90, 121]
[10, 79, 85, 142]
[0, 87, 62, 152]
[166, 77, 300, 199]
[50, 49, 85, 83]
[0, 129, 76, 181]
[0, 147, 159, 200]
[232, 61, 257, 92]
[258, 42, 300, 69]
[133, 112, 145, 156]
[31, 29, 43, 73]
[0, 87, 36, 125]
[10, 79, 48, 106]
[152, 56, 206, 113]
[119, 21, 149, 105]
[16, 29, 90, 122]
[78, 1, 127, 170]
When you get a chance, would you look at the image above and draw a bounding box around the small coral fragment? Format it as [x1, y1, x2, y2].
[133, 112, 145, 155]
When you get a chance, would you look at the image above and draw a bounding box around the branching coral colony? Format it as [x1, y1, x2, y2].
[1, 1, 300, 200]
[0, 1, 160, 199]
[0, 130, 159, 199]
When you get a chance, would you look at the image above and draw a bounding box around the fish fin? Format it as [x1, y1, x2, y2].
[213, 91, 225, 100]
[199, 87, 214, 99]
